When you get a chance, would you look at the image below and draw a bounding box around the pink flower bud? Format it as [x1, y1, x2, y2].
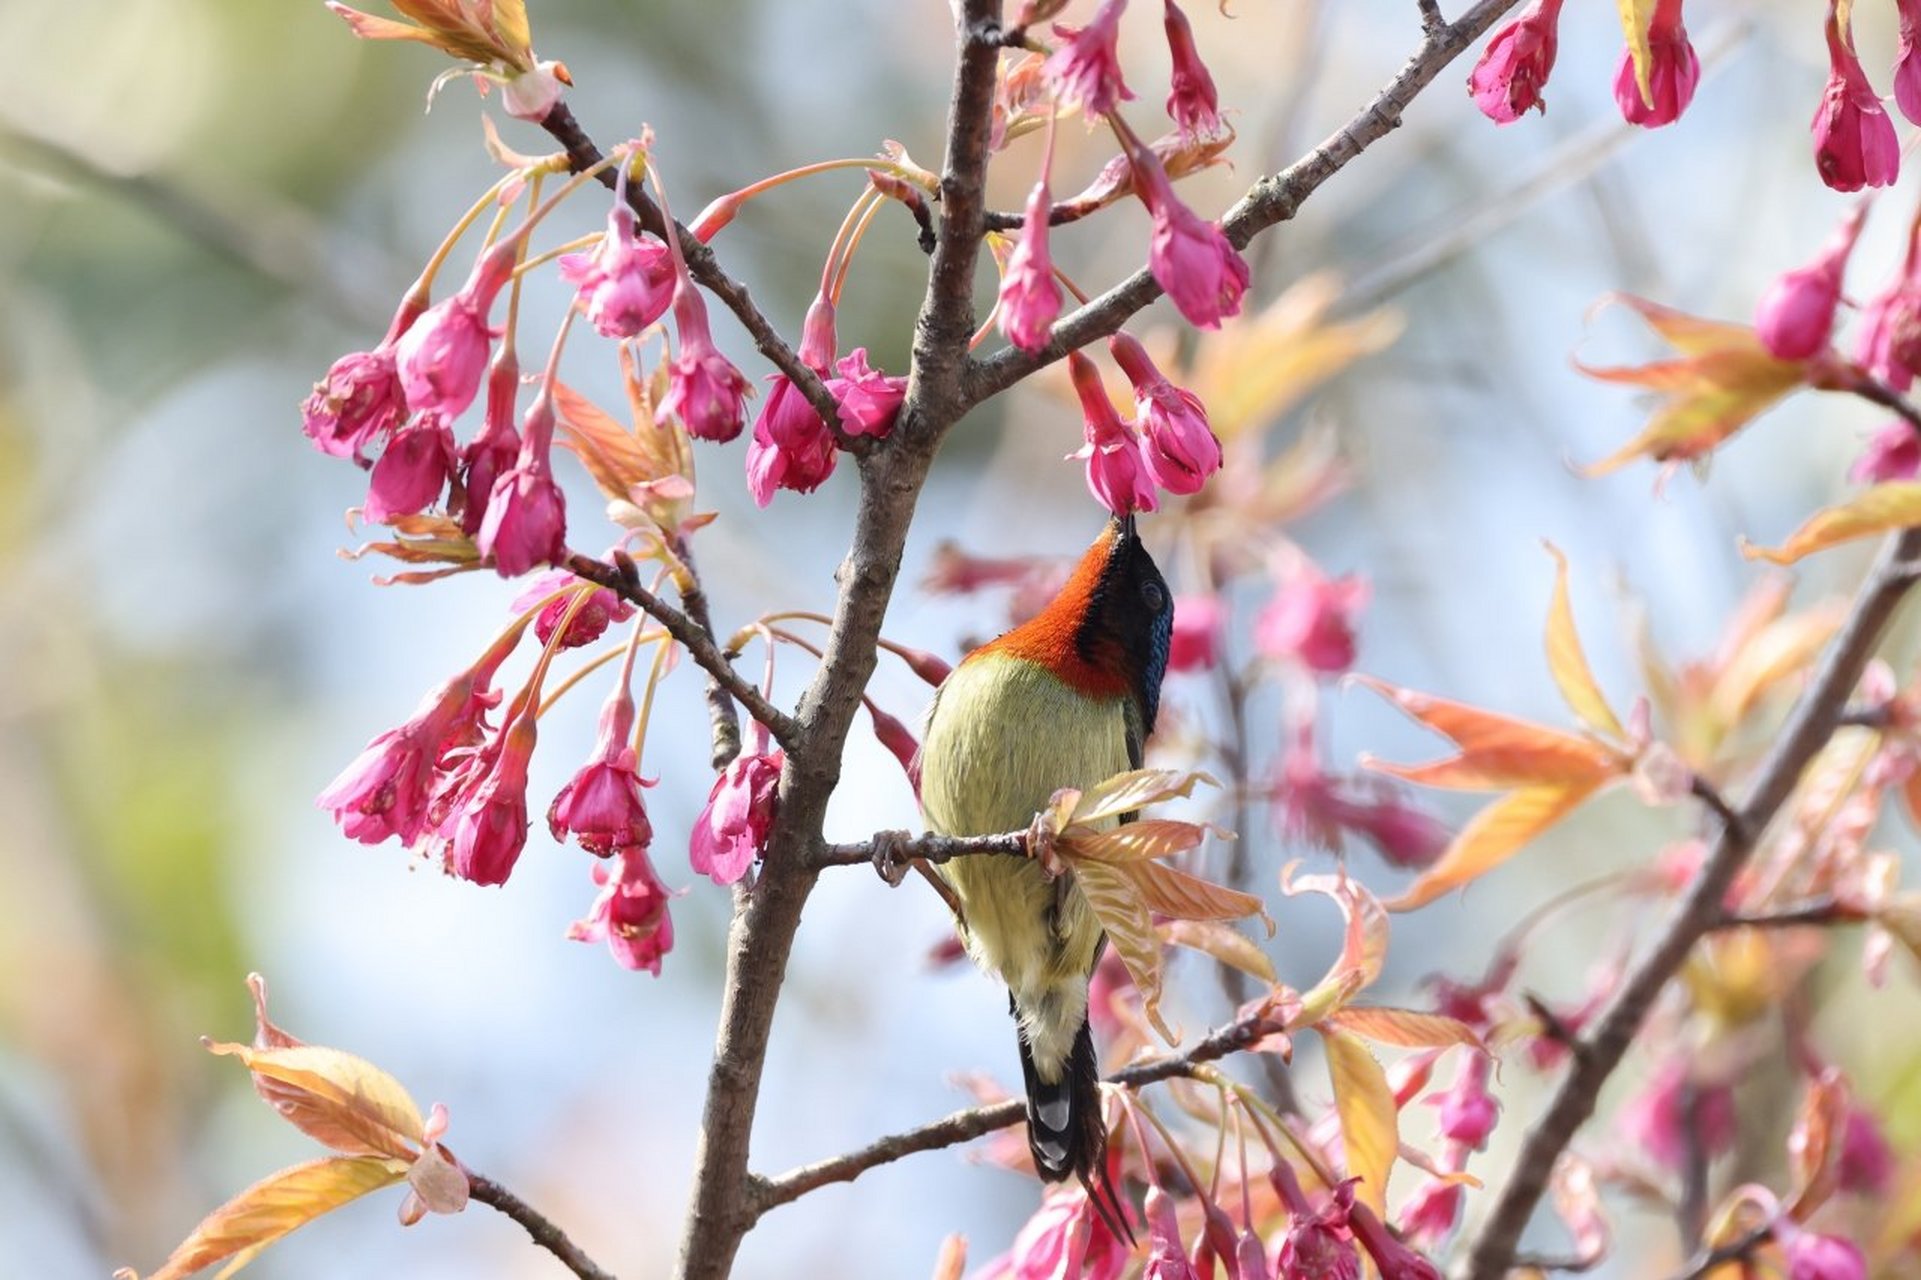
[363, 415, 457, 524]
[1467, 0, 1565, 123]
[558, 198, 673, 340]
[1278, 1217, 1359, 1280]
[1852, 419, 1921, 482]
[461, 349, 524, 536]
[659, 285, 752, 442]
[999, 178, 1064, 354]
[1044, 0, 1134, 118]
[395, 249, 513, 418]
[1755, 206, 1864, 359]
[995, 1187, 1131, 1280]
[1612, 0, 1699, 129]
[1125, 136, 1248, 329]
[1068, 351, 1159, 517]
[568, 847, 674, 974]
[1396, 1179, 1461, 1247]
[548, 686, 653, 856]
[510, 575, 632, 650]
[1168, 593, 1224, 672]
[1838, 1106, 1896, 1196]
[745, 394, 837, 506]
[501, 60, 570, 123]
[448, 712, 536, 886]
[689, 750, 782, 885]
[1142, 1186, 1198, 1280]
[1110, 332, 1222, 494]
[1785, 1232, 1867, 1280]
[1814, 3, 1900, 192]
[1163, 0, 1223, 140]
[1256, 561, 1368, 674]
[1436, 1054, 1500, 1150]
[828, 348, 906, 439]
[1619, 1060, 1736, 1171]
[303, 345, 408, 461]
[1898, 0, 1921, 125]
[477, 396, 568, 577]
[1233, 1231, 1269, 1280]
[1343, 792, 1448, 869]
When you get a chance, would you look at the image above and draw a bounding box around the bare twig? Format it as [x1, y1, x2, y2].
[1689, 775, 1749, 846]
[564, 552, 800, 752]
[1713, 897, 1864, 930]
[1459, 527, 1921, 1279]
[468, 1173, 618, 1280]
[816, 829, 1027, 868]
[962, 0, 1527, 405]
[669, 539, 745, 770]
[749, 1011, 1284, 1216]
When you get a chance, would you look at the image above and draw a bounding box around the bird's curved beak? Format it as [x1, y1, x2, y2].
[1119, 511, 1138, 541]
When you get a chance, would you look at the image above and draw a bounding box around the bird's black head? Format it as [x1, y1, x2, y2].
[1074, 514, 1174, 733]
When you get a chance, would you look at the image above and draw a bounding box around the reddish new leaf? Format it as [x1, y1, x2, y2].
[1357, 677, 1624, 791]
[1158, 919, 1277, 984]
[1326, 1007, 1486, 1051]
[1076, 861, 1175, 1043]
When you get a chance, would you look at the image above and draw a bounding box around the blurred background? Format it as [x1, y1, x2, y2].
[5, 0, 1921, 1276]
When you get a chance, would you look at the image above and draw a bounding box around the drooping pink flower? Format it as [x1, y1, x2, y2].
[1233, 1231, 1270, 1280]
[477, 394, 568, 576]
[1122, 131, 1248, 329]
[1784, 1232, 1868, 1280]
[1168, 593, 1224, 672]
[1838, 1106, 1896, 1196]
[395, 244, 515, 418]
[1612, 0, 1699, 128]
[1813, 1, 1900, 192]
[689, 750, 782, 885]
[828, 348, 906, 439]
[1000, 177, 1064, 354]
[1396, 1179, 1461, 1247]
[1256, 559, 1368, 674]
[1898, 0, 1921, 126]
[302, 346, 408, 461]
[317, 663, 505, 847]
[511, 572, 635, 650]
[1435, 1053, 1499, 1150]
[548, 684, 652, 855]
[461, 347, 524, 536]
[447, 710, 536, 886]
[1110, 332, 1221, 494]
[1619, 1060, 1736, 1171]
[1756, 205, 1866, 360]
[1852, 421, 1921, 483]
[1162, 0, 1222, 140]
[1044, 0, 1134, 118]
[363, 414, 457, 524]
[1086, 947, 1136, 1043]
[558, 184, 674, 340]
[1140, 1186, 1198, 1280]
[1277, 1186, 1360, 1280]
[745, 406, 838, 506]
[1467, 0, 1565, 123]
[1068, 351, 1159, 517]
[988, 1186, 1131, 1280]
[659, 283, 751, 442]
[568, 847, 675, 974]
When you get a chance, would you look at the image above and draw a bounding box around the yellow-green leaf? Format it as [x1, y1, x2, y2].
[1742, 484, 1921, 565]
[1326, 1007, 1485, 1051]
[205, 1042, 424, 1160]
[1356, 677, 1624, 792]
[1076, 862, 1174, 1043]
[1060, 818, 1215, 863]
[1285, 868, 1389, 1024]
[1324, 1027, 1398, 1216]
[1387, 782, 1602, 912]
[1616, 0, 1658, 106]
[1158, 919, 1277, 984]
[134, 1155, 408, 1280]
[1069, 767, 1217, 825]
[1543, 544, 1625, 740]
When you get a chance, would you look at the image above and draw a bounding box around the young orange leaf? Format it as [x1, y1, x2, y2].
[1543, 544, 1626, 740]
[1158, 919, 1278, 984]
[1126, 858, 1270, 929]
[1076, 861, 1176, 1043]
[203, 1041, 426, 1160]
[131, 1155, 408, 1280]
[1742, 483, 1921, 565]
[1069, 767, 1217, 825]
[1356, 677, 1623, 791]
[931, 1235, 968, 1280]
[1787, 1068, 1850, 1220]
[1386, 781, 1603, 911]
[1284, 867, 1389, 1024]
[1324, 1027, 1398, 1216]
[1060, 818, 1216, 863]
[1326, 1007, 1485, 1051]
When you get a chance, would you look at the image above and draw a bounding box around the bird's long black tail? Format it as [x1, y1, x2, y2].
[1014, 1006, 1133, 1244]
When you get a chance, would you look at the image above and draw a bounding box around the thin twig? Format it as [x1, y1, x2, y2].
[564, 552, 799, 751]
[748, 1011, 1284, 1216]
[817, 828, 1027, 868]
[1459, 526, 1921, 1279]
[670, 539, 745, 770]
[1689, 775, 1749, 846]
[468, 1174, 618, 1280]
[1669, 1224, 1773, 1280]
[1713, 897, 1863, 930]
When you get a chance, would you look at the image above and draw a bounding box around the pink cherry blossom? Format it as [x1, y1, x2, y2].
[558, 189, 673, 340]
[1162, 0, 1222, 140]
[477, 394, 568, 577]
[1124, 134, 1248, 329]
[1755, 205, 1865, 359]
[1256, 560, 1368, 674]
[548, 685, 652, 856]
[1396, 1179, 1461, 1247]
[1110, 332, 1221, 494]
[511, 572, 635, 650]
[1785, 1232, 1867, 1280]
[1000, 177, 1064, 354]
[1838, 1106, 1896, 1195]
[1468, 0, 1565, 123]
[461, 348, 524, 536]
[1851, 422, 1921, 484]
[302, 345, 408, 461]
[395, 244, 514, 418]
[568, 848, 675, 974]
[1813, 2, 1899, 192]
[363, 414, 457, 524]
[1168, 594, 1224, 672]
[689, 750, 782, 885]
[1044, 0, 1134, 118]
[1898, 0, 1921, 125]
[1612, 0, 1699, 128]
[827, 348, 906, 439]
[659, 283, 751, 442]
[1435, 1053, 1499, 1149]
[980, 1186, 1130, 1280]
[745, 401, 838, 505]
[447, 711, 536, 886]
[1068, 350, 1158, 517]
[1619, 1060, 1736, 1170]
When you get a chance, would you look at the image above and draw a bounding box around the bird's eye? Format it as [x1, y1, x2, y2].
[1141, 580, 1166, 612]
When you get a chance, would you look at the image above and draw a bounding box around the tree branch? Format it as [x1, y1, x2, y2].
[748, 1011, 1284, 1217]
[468, 1173, 617, 1280]
[962, 0, 1525, 406]
[1713, 897, 1864, 930]
[536, 103, 847, 433]
[669, 539, 745, 770]
[1459, 526, 1921, 1280]
[564, 552, 800, 752]
[816, 828, 1026, 869]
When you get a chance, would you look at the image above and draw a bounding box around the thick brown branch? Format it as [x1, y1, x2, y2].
[537, 104, 847, 433]
[749, 1011, 1282, 1216]
[564, 552, 799, 751]
[468, 1173, 617, 1280]
[1459, 527, 1921, 1279]
[962, 0, 1525, 406]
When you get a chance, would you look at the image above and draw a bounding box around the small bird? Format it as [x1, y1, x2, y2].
[919, 514, 1172, 1216]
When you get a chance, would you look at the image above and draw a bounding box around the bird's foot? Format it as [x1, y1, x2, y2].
[869, 828, 915, 887]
